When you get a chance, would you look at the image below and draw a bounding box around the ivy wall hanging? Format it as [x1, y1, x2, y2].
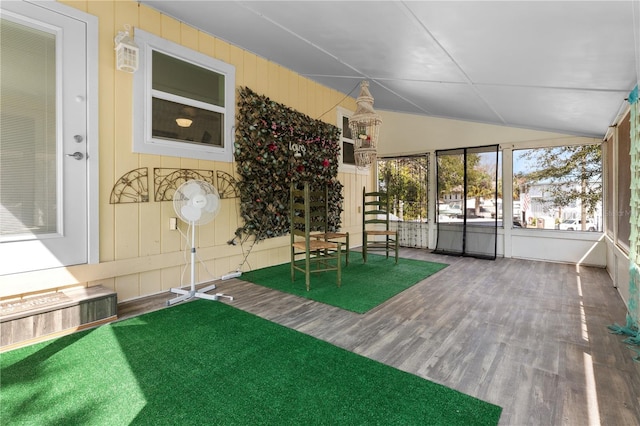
[235, 86, 343, 241]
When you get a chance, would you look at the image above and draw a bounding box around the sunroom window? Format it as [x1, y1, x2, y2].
[133, 29, 235, 162]
[513, 144, 602, 231]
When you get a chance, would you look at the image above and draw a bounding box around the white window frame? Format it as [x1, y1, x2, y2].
[133, 29, 235, 162]
[337, 106, 368, 174]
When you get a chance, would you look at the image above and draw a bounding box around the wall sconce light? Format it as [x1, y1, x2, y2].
[176, 118, 193, 128]
[348, 81, 382, 168]
[114, 25, 139, 73]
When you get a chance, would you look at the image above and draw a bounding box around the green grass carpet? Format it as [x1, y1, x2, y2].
[243, 251, 448, 313]
[1, 300, 501, 425]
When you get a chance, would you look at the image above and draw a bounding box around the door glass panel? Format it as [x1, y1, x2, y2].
[0, 18, 57, 239]
[435, 146, 499, 259]
[435, 149, 464, 254]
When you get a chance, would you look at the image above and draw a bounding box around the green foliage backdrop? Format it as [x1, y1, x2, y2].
[234, 87, 343, 240]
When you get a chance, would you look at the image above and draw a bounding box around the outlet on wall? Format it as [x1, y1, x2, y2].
[169, 217, 177, 230]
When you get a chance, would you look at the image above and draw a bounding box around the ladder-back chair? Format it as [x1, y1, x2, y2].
[290, 182, 342, 291]
[362, 187, 398, 264]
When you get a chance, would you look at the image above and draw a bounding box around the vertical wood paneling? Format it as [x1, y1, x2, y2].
[137, 2, 161, 35]
[113, 1, 140, 262]
[136, 0, 161, 260]
[115, 204, 138, 259]
[161, 201, 181, 254]
[161, 266, 181, 292]
[243, 51, 257, 90]
[267, 62, 281, 103]
[115, 273, 139, 301]
[229, 45, 244, 87]
[255, 56, 269, 95]
[179, 22, 198, 50]
[214, 38, 230, 63]
[198, 32, 216, 58]
[297, 78, 309, 119]
[88, 0, 116, 262]
[140, 269, 162, 296]
[160, 13, 180, 43]
[139, 202, 160, 256]
[278, 67, 290, 106]
[288, 72, 300, 112]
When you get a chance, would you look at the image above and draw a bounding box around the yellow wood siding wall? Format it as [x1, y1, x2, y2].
[0, 0, 369, 302]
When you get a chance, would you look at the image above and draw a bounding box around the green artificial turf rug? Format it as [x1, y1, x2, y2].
[243, 251, 448, 313]
[0, 300, 502, 425]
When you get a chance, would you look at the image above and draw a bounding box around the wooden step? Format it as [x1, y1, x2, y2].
[0, 286, 117, 352]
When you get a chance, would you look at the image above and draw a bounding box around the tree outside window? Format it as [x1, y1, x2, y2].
[377, 156, 428, 222]
[513, 144, 602, 231]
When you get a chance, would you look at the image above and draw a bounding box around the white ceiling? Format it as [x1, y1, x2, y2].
[141, 1, 640, 139]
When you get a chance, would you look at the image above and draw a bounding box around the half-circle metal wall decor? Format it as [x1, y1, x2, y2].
[153, 168, 216, 202]
[109, 168, 149, 204]
[215, 171, 239, 199]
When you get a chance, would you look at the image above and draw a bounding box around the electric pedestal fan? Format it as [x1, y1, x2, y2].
[168, 180, 233, 306]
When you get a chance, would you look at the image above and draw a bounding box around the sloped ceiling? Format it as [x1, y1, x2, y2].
[141, 1, 640, 139]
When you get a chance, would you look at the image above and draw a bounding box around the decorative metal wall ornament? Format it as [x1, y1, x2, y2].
[216, 171, 239, 199]
[109, 168, 149, 204]
[349, 81, 382, 168]
[154, 168, 216, 201]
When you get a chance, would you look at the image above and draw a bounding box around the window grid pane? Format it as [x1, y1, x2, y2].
[152, 50, 224, 107]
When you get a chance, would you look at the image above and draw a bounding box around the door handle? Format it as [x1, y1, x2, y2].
[66, 152, 84, 160]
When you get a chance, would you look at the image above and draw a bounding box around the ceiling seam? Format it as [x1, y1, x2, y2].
[400, 1, 508, 125]
[238, 1, 434, 116]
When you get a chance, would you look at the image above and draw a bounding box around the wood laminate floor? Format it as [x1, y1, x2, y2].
[118, 248, 640, 425]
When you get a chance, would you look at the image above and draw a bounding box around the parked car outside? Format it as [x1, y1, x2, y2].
[558, 218, 596, 231]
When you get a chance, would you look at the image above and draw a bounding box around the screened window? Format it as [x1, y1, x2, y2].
[513, 144, 602, 231]
[133, 29, 235, 162]
[377, 155, 429, 248]
[377, 156, 429, 222]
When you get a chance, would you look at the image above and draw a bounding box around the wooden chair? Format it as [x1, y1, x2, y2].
[310, 186, 350, 266]
[362, 187, 398, 264]
[290, 182, 342, 291]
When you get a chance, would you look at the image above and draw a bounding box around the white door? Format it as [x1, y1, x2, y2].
[0, 2, 88, 275]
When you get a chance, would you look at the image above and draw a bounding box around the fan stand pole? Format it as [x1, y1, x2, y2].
[167, 222, 233, 306]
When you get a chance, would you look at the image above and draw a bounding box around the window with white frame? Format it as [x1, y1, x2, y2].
[133, 29, 235, 162]
[512, 144, 602, 231]
[337, 108, 355, 169]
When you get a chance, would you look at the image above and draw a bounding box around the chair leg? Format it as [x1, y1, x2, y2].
[394, 234, 399, 264]
[385, 235, 390, 259]
[337, 244, 342, 287]
[291, 247, 295, 281]
[345, 233, 350, 266]
[304, 251, 311, 291]
[363, 232, 368, 263]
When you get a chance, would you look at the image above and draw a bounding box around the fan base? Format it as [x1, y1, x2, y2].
[167, 283, 233, 306]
